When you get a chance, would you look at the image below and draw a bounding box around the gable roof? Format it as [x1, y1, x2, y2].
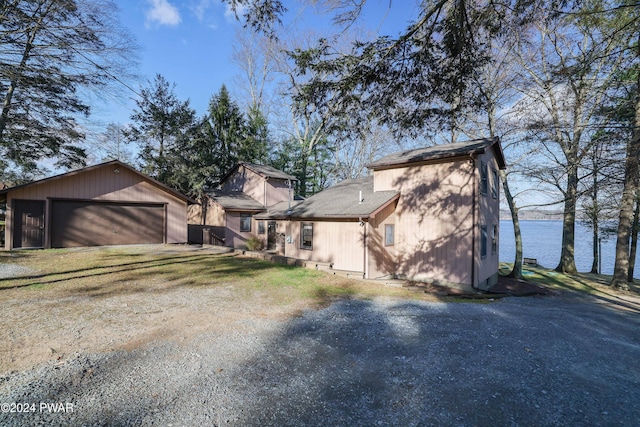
[366, 137, 506, 170]
[256, 175, 399, 220]
[0, 160, 196, 204]
[219, 162, 298, 185]
[207, 190, 266, 211]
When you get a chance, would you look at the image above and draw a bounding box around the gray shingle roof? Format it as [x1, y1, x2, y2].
[208, 191, 265, 211]
[0, 160, 196, 204]
[366, 137, 505, 170]
[219, 162, 298, 185]
[243, 163, 298, 181]
[256, 176, 399, 220]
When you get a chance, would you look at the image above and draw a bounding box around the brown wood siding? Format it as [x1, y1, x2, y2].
[4, 163, 187, 249]
[50, 200, 164, 248]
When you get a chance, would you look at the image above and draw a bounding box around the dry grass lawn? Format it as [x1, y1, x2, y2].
[0, 245, 443, 373]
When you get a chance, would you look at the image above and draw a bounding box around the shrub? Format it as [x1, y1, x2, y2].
[246, 235, 265, 251]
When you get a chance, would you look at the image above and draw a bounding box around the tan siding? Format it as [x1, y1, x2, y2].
[188, 199, 225, 227]
[224, 212, 257, 248]
[367, 217, 397, 279]
[221, 166, 291, 207]
[221, 165, 264, 204]
[476, 150, 501, 286]
[265, 179, 290, 207]
[284, 220, 365, 272]
[4, 163, 188, 249]
[373, 160, 475, 285]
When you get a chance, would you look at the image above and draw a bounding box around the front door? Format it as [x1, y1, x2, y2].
[267, 221, 277, 250]
[13, 200, 45, 248]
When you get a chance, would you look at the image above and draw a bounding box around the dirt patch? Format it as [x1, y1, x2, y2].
[489, 274, 555, 296]
[0, 280, 309, 373]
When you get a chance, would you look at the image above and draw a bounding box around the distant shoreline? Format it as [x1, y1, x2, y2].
[499, 210, 563, 221]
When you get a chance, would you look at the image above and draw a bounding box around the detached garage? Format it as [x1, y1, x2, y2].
[1, 161, 193, 250]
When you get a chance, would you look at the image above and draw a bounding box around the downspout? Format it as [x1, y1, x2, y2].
[360, 217, 367, 279]
[471, 156, 477, 289]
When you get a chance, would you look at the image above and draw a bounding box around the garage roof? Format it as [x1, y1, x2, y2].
[0, 160, 196, 204]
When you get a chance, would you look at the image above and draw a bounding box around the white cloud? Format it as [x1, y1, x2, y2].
[145, 0, 182, 28]
[191, 0, 213, 22]
[187, 0, 220, 29]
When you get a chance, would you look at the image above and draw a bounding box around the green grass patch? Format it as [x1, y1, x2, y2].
[499, 262, 640, 297]
[0, 247, 447, 307]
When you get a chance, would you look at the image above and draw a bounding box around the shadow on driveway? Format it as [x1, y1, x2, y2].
[1, 295, 639, 426]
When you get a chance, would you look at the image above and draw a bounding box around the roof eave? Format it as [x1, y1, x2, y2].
[0, 160, 196, 204]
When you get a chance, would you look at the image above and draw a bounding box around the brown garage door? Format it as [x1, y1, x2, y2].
[51, 200, 165, 248]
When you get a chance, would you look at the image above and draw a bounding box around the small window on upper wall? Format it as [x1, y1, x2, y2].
[301, 223, 313, 250]
[240, 213, 251, 232]
[481, 225, 487, 258]
[492, 168, 499, 199]
[385, 224, 395, 246]
[480, 162, 488, 196]
[492, 224, 498, 254]
[258, 221, 265, 234]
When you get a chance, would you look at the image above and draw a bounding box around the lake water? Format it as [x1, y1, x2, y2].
[499, 220, 638, 277]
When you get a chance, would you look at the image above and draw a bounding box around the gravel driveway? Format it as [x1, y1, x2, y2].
[1, 292, 639, 426]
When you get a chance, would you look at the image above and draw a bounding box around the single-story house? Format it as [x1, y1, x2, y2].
[188, 162, 298, 248]
[1, 160, 193, 250]
[256, 137, 506, 291]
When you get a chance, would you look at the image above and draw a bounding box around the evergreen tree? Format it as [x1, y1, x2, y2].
[124, 74, 196, 183]
[202, 85, 246, 180]
[0, 0, 137, 176]
[243, 105, 270, 164]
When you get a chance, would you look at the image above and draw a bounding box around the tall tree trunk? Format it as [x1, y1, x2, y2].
[627, 198, 639, 282]
[0, 7, 44, 143]
[590, 153, 599, 274]
[610, 70, 640, 289]
[500, 170, 523, 279]
[298, 150, 309, 197]
[591, 216, 599, 274]
[556, 161, 579, 274]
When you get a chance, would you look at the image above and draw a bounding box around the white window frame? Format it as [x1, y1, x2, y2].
[385, 224, 395, 246]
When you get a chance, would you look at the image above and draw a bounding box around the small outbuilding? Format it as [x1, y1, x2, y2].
[1, 160, 193, 250]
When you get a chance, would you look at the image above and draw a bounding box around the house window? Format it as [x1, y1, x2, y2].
[492, 224, 498, 254]
[480, 162, 488, 195]
[240, 214, 251, 232]
[300, 223, 313, 250]
[385, 224, 395, 246]
[481, 225, 487, 258]
[492, 168, 499, 199]
[258, 221, 265, 234]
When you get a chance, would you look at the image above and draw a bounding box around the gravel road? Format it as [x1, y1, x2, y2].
[1, 293, 639, 426]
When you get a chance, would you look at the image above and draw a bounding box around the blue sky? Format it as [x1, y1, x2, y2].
[100, 0, 250, 124]
[95, 0, 420, 126]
